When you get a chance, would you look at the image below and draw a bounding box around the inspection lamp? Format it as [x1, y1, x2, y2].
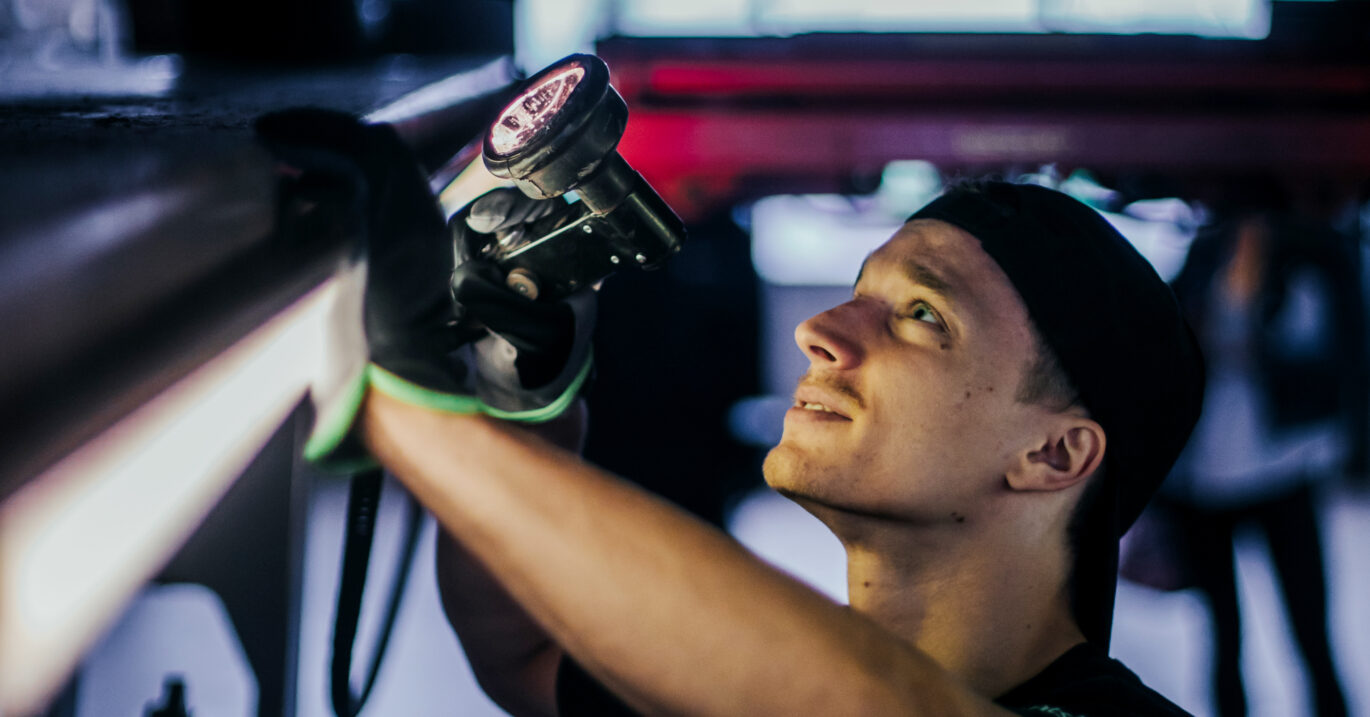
[476, 53, 686, 300]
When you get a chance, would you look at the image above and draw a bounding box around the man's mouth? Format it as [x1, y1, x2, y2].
[788, 395, 854, 422]
[796, 400, 841, 415]
[790, 374, 862, 422]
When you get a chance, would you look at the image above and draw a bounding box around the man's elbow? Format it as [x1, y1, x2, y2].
[467, 642, 562, 717]
[434, 532, 562, 715]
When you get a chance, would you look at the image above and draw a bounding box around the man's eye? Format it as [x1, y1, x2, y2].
[903, 301, 942, 326]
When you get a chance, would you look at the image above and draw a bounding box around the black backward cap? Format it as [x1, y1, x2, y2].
[908, 181, 1204, 647]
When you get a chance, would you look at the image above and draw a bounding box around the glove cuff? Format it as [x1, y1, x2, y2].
[369, 363, 485, 414]
[303, 259, 378, 474]
[303, 346, 591, 474]
[303, 369, 378, 474]
[470, 288, 595, 421]
[370, 354, 592, 424]
[479, 350, 593, 423]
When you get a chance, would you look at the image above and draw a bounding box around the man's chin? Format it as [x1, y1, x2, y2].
[760, 443, 802, 491]
[762, 448, 908, 528]
[762, 445, 827, 505]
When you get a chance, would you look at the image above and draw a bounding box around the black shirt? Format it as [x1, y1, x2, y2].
[557, 642, 1191, 716]
[997, 643, 1192, 716]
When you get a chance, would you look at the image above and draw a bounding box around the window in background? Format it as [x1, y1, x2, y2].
[516, 0, 1274, 92]
[600, 0, 1270, 43]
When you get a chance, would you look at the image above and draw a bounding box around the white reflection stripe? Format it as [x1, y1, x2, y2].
[0, 275, 344, 716]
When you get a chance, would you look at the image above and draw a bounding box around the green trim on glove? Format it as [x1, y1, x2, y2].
[368, 364, 485, 414]
[481, 350, 594, 423]
[303, 370, 371, 464]
[367, 348, 593, 424]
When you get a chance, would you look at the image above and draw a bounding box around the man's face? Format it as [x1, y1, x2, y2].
[763, 219, 1057, 526]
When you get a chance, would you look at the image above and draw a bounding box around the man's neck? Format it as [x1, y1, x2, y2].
[838, 522, 1086, 699]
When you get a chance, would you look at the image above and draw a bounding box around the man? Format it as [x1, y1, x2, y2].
[261, 112, 1202, 715]
[385, 181, 1206, 717]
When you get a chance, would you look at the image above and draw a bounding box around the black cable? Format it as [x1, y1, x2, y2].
[330, 468, 425, 717]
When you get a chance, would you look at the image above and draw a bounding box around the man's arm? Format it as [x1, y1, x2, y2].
[364, 390, 1012, 717]
[434, 399, 588, 717]
[436, 531, 562, 716]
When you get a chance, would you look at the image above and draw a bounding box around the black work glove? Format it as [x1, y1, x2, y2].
[256, 108, 471, 471]
[450, 187, 596, 420]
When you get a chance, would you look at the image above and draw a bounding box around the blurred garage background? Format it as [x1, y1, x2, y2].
[2, 1, 1368, 715]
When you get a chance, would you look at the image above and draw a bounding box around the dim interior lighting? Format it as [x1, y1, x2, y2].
[0, 274, 350, 715]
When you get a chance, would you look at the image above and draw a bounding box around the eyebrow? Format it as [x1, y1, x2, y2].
[902, 259, 955, 297]
[855, 255, 957, 300]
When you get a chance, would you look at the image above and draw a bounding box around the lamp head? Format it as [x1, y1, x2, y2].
[483, 54, 628, 204]
[466, 53, 685, 302]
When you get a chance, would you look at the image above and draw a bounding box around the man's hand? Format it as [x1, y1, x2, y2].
[256, 108, 467, 471]
[450, 188, 597, 421]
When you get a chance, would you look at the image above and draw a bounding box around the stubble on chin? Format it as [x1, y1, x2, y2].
[761, 442, 792, 488]
[762, 447, 865, 538]
[762, 441, 821, 497]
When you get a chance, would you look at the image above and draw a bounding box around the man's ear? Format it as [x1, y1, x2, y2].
[1005, 417, 1106, 492]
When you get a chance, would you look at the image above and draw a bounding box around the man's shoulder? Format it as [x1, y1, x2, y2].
[996, 643, 1193, 717]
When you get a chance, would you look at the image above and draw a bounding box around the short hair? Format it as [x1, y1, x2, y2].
[1016, 324, 1080, 411]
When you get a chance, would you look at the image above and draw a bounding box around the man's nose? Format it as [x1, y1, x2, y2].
[794, 302, 866, 369]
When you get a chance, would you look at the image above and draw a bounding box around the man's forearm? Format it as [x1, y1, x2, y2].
[364, 390, 1008, 717]
[432, 400, 587, 717]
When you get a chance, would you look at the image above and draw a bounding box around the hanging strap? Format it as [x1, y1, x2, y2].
[330, 468, 424, 717]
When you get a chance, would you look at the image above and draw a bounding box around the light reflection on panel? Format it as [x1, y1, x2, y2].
[0, 274, 348, 716]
